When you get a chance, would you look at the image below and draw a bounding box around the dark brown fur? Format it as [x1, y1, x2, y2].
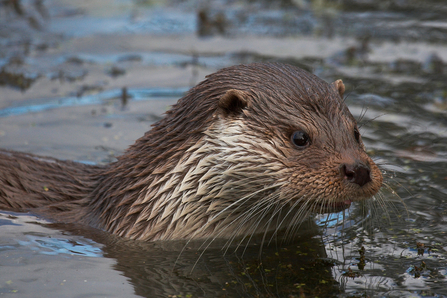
[0, 63, 383, 241]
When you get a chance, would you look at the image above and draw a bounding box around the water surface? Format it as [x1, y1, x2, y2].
[1, 0, 447, 297]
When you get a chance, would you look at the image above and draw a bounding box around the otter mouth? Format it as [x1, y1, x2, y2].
[314, 200, 352, 214]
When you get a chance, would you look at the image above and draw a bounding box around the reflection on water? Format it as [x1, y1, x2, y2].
[0, 212, 102, 258]
[0, 212, 136, 297]
[1, 211, 342, 297]
[1, 0, 447, 297]
[16, 235, 102, 257]
[0, 87, 187, 117]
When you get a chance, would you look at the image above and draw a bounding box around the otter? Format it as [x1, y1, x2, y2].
[0, 63, 383, 241]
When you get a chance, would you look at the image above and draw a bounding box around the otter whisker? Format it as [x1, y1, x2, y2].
[228, 191, 284, 250]
[382, 181, 408, 210]
[227, 192, 285, 257]
[367, 195, 383, 226]
[254, 193, 290, 246]
[257, 201, 281, 255]
[282, 198, 315, 242]
[364, 187, 399, 230]
[196, 183, 283, 242]
[372, 191, 395, 224]
[357, 105, 369, 125]
[214, 195, 274, 250]
[318, 197, 327, 216]
[236, 195, 282, 256]
[267, 196, 306, 245]
[188, 197, 277, 273]
[176, 190, 260, 271]
[222, 193, 279, 254]
[358, 112, 387, 130]
[264, 201, 293, 245]
[378, 187, 406, 223]
[287, 209, 314, 242]
[182, 184, 284, 273]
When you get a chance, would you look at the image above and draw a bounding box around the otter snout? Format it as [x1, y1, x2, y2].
[340, 162, 372, 187]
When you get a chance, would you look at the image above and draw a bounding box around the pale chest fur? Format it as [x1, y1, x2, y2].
[120, 118, 288, 240]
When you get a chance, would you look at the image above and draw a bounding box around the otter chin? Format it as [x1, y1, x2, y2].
[0, 63, 383, 241]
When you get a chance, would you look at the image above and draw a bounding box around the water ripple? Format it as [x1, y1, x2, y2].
[0, 87, 187, 118]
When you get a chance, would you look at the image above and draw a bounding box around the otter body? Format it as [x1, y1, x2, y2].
[0, 63, 382, 241]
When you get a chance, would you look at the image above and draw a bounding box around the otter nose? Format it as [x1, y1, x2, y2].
[341, 163, 371, 187]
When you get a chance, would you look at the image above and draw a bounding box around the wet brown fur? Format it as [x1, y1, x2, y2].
[0, 63, 383, 241]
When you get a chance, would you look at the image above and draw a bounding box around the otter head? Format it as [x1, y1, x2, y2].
[194, 63, 383, 238]
[93, 63, 382, 241]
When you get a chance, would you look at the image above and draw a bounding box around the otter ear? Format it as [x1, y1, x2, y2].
[218, 89, 249, 116]
[331, 79, 345, 98]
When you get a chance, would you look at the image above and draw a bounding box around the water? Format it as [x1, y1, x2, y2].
[1, 0, 447, 297]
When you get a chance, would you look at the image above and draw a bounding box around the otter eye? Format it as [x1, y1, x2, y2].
[291, 131, 310, 148]
[354, 127, 361, 143]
